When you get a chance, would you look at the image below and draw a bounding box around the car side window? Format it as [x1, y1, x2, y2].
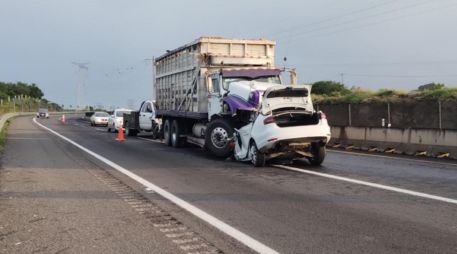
[140, 103, 148, 112]
[146, 103, 153, 113]
[211, 77, 220, 94]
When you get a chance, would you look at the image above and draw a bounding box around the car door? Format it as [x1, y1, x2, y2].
[139, 102, 153, 130]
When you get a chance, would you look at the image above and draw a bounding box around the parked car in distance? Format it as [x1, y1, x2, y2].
[107, 108, 131, 132]
[90, 111, 110, 126]
[36, 108, 49, 118]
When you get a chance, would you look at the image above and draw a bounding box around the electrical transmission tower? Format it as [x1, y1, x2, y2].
[72, 62, 89, 111]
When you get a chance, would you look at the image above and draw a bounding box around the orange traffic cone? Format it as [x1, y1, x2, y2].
[116, 126, 125, 141]
[61, 114, 66, 124]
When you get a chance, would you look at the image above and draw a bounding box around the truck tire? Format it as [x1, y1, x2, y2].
[249, 141, 265, 167]
[125, 122, 137, 137]
[308, 143, 326, 166]
[151, 122, 160, 139]
[163, 119, 172, 146]
[171, 120, 184, 148]
[205, 118, 234, 158]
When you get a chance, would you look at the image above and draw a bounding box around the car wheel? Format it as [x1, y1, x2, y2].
[308, 143, 326, 166]
[163, 119, 172, 146]
[249, 141, 265, 167]
[205, 118, 234, 158]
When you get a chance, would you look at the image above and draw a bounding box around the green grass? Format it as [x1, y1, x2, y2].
[314, 87, 457, 104]
[0, 120, 10, 151]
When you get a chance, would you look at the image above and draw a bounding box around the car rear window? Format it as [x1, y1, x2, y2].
[115, 111, 128, 117]
[266, 87, 308, 98]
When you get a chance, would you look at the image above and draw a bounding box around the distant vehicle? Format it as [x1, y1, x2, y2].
[90, 111, 110, 126]
[123, 100, 161, 138]
[36, 108, 49, 118]
[233, 85, 331, 167]
[107, 108, 131, 132]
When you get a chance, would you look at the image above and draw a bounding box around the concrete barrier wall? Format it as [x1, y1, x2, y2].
[330, 126, 457, 157]
[317, 100, 457, 130]
[0, 113, 35, 130]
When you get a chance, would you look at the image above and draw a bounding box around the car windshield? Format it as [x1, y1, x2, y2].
[38, 108, 48, 113]
[115, 111, 128, 117]
[94, 112, 109, 117]
[223, 76, 281, 89]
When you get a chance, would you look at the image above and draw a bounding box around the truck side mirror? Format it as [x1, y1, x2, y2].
[222, 78, 229, 91]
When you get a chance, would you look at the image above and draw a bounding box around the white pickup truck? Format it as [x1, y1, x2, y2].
[123, 100, 161, 138]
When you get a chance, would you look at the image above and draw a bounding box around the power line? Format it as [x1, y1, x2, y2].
[299, 60, 457, 66]
[280, 1, 457, 45]
[344, 73, 457, 78]
[270, 0, 399, 38]
[279, 0, 435, 43]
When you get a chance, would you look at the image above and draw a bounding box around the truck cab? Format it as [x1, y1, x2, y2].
[139, 100, 157, 131]
[207, 68, 283, 120]
[123, 100, 161, 138]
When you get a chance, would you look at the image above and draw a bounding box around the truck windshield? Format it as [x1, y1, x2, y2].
[223, 76, 281, 89]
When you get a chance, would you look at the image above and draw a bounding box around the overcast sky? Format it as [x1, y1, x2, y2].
[1, 0, 456, 108]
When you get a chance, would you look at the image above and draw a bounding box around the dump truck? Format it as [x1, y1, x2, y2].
[155, 36, 295, 157]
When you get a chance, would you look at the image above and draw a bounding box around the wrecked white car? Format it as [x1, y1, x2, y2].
[233, 85, 331, 167]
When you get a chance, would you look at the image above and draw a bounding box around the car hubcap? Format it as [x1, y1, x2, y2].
[211, 127, 228, 148]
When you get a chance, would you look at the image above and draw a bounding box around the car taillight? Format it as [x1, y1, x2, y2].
[319, 111, 327, 120]
[263, 116, 275, 125]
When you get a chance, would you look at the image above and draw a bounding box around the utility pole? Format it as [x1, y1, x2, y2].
[72, 62, 89, 111]
[340, 73, 344, 85]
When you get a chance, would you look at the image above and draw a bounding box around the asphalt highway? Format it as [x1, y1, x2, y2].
[1, 115, 456, 254]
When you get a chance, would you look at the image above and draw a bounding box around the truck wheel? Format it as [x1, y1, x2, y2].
[249, 141, 265, 167]
[163, 119, 172, 146]
[171, 120, 183, 148]
[151, 123, 160, 139]
[205, 118, 234, 158]
[308, 143, 326, 166]
[125, 122, 137, 137]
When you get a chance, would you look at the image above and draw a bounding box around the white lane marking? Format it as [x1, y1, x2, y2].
[137, 137, 163, 144]
[33, 117, 279, 254]
[8, 137, 49, 140]
[329, 149, 457, 167]
[273, 164, 457, 205]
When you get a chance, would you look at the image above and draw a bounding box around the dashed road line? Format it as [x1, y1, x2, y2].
[273, 164, 457, 205]
[33, 117, 278, 254]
